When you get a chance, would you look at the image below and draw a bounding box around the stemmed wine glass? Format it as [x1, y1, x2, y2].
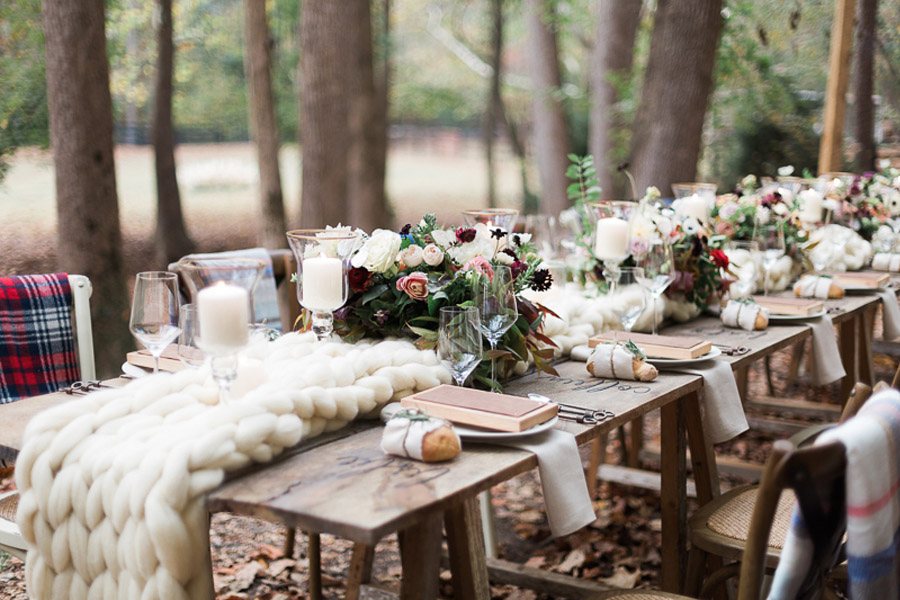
[129, 271, 181, 374]
[635, 242, 675, 335]
[755, 225, 786, 296]
[609, 267, 646, 343]
[474, 265, 518, 386]
[438, 307, 483, 387]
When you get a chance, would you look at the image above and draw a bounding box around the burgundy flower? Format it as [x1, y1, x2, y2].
[455, 227, 477, 243]
[710, 249, 729, 270]
[334, 306, 352, 321]
[510, 260, 528, 279]
[670, 270, 695, 294]
[374, 309, 390, 326]
[348, 267, 373, 293]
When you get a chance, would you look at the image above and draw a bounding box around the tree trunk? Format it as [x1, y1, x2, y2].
[524, 0, 570, 215]
[244, 0, 287, 247]
[483, 0, 503, 208]
[346, 0, 388, 232]
[152, 0, 194, 264]
[853, 0, 877, 172]
[590, 0, 642, 197]
[42, 0, 130, 377]
[630, 0, 724, 196]
[298, 0, 350, 228]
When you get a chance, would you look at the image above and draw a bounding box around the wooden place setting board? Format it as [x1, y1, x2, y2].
[125, 345, 185, 372]
[752, 296, 824, 316]
[829, 271, 890, 289]
[588, 332, 712, 360]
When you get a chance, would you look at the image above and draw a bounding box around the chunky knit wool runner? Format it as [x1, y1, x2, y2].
[15, 333, 449, 599]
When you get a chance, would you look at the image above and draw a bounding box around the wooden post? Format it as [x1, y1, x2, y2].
[818, 0, 857, 173]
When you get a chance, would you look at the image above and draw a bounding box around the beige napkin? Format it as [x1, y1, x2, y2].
[670, 360, 749, 444]
[877, 289, 900, 341]
[808, 315, 846, 386]
[496, 429, 596, 537]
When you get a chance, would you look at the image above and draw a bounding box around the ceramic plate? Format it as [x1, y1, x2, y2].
[121, 362, 150, 378]
[768, 309, 827, 321]
[455, 415, 559, 441]
[645, 346, 722, 368]
[842, 285, 883, 294]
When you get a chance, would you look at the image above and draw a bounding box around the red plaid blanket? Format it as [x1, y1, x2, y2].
[0, 273, 80, 403]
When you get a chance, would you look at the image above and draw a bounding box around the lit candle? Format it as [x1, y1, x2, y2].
[594, 218, 629, 261]
[676, 194, 710, 222]
[798, 189, 824, 224]
[197, 283, 250, 351]
[302, 253, 344, 310]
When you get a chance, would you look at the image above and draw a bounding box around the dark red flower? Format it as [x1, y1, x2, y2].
[455, 227, 477, 243]
[510, 260, 528, 279]
[710, 249, 729, 269]
[348, 267, 373, 293]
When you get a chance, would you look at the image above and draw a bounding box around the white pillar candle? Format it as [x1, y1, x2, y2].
[594, 218, 629, 261]
[197, 283, 250, 351]
[676, 194, 710, 222]
[302, 253, 344, 310]
[798, 189, 824, 224]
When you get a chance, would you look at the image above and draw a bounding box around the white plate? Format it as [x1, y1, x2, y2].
[645, 346, 722, 367]
[455, 415, 559, 441]
[121, 362, 150, 379]
[842, 285, 883, 294]
[768, 309, 827, 321]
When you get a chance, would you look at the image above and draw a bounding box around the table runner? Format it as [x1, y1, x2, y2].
[15, 333, 449, 599]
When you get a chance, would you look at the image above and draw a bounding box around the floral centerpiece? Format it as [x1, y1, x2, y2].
[820, 168, 900, 242]
[328, 215, 557, 389]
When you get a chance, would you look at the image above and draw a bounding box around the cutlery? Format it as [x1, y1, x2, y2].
[61, 380, 115, 395]
[713, 344, 751, 356]
[528, 393, 615, 425]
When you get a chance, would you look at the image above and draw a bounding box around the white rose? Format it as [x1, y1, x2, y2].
[886, 190, 900, 217]
[430, 228, 456, 249]
[447, 237, 494, 265]
[773, 202, 789, 216]
[776, 187, 793, 204]
[495, 251, 515, 265]
[422, 244, 444, 266]
[351, 229, 402, 273]
[399, 244, 424, 267]
[756, 206, 771, 225]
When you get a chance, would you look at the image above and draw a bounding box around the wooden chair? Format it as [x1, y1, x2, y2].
[682, 382, 871, 597]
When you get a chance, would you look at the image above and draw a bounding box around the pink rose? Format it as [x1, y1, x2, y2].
[396, 271, 429, 300]
[461, 256, 494, 280]
[715, 221, 735, 237]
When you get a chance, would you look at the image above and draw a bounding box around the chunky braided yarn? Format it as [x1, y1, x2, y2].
[15, 332, 449, 599]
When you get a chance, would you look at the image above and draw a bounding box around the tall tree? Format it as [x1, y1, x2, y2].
[42, 0, 130, 376]
[853, 0, 877, 172]
[152, 0, 194, 264]
[524, 0, 570, 215]
[590, 0, 642, 197]
[346, 0, 389, 232]
[243, 0, 287, 247]
[630, 0, 724, 195]
[298, 0, 350, 227]
[483, 0, 503, 208]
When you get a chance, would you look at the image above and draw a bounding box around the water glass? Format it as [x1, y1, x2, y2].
[754, 225, 786, 296]
[177, 303, 205, 367]
[438, 307, 483, 387]
[635, 242, 675, 335]
[474, 265, 518, 384]
[609, 267, 646, 340]
[724, 240, 760, 298]
[130, 271, 181, 374]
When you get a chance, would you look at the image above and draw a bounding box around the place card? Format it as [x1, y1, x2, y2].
[126, 345, 185, 372]
[588, 332, 712, 359]
[752, 296, 824, 316]
[401, 384, 558, 432]
[829, 271, 890, 289]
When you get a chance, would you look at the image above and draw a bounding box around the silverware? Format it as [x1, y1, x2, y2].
[528, 393, 615, 425]
[714, 344, 751, 356]
[61, 380, 114, 395]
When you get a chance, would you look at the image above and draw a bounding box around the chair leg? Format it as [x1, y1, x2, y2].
[283, 526, 296, 557]
[699, 562, 741, 599]
[684, 547, 708, 596]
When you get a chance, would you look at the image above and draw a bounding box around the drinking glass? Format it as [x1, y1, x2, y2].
[461, 208, 519, 233]
[438, 307, 483, 387]
[724, 240, 760, 298]
[177, 303, 205, 367]
[609, 267, 646, 340]
[755, 225, 786, 296]
[587, 200, 637, 285]
[635, 243, 675, 335]
[671, 182, 717, 200]
[523, 214, 560, 260]
[286, 228, 360, 341]
[474, 265, 518, 385]
[130, 271, 181, 374]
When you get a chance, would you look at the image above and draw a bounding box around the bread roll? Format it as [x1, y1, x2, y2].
[721, 300, 768, 331]
[585, 343, 658, 382]
[793, 274, 844, 299]
[381, 408, 461, 462]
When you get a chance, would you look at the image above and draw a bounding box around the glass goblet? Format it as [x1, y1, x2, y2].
[129, 271, 181, 374]
[608, 267, 646, 343]
[177, 303, 205, 368]
[755, 225, 786, 296]
[635, 243, 675, 335]
[474, 265, 518, 386]
[438, 307, 483, 387]
[461, 208, 520, 233]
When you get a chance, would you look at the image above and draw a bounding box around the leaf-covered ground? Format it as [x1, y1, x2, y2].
[2, 344, 892, 599]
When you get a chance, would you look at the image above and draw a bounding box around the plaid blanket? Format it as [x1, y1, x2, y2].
[0, 273, 79, 404]
[769, 388, 900, 599]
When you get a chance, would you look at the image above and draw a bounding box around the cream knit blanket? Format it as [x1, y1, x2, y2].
[15, 332, 449, 599]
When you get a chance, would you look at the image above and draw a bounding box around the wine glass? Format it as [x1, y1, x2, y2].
[609, 267, 646, 341]
[635, 243, 675, 335]
[724, 240, 760, 298]
[438, 307, 483, 387]
[755, 225, 786, 296]
[129, 271, 181, 374]
[474, 265, 518, 385]
[177, 303, 205, 368]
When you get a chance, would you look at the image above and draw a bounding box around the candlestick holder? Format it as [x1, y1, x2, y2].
[209, 351, 240, 404]
[461, 208, 519, 232]
[286, 228, 360, 342]
[587, 200, 637, 289]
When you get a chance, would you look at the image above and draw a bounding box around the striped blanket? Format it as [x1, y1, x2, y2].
[769, 388, 900, 599]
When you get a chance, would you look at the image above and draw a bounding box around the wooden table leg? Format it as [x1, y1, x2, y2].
[839, 316, 858, 398]
[735, 365, 749, 403]
[283, 526, 296, 557]
[444, 497, 490, 600]
[660, 397, 687, 593]
[628, 416, 644, 468]
[346, 542, 376, 600]
[308, 532, 322, 600]
[585, 432, 608, 498]
[857, 306, 875, 386]
[398, 512, 443, 600]
[682, 390, 719, 504]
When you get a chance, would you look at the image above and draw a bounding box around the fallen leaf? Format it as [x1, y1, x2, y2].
[599, 566, 640, 589]
[266, 558, 295, 578]
[523, 556, 545, 569]
[230, 562, 263, 592]
[555, 549, 586, 573]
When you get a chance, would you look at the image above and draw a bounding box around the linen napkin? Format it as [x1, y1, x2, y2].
[871, 252, 900, 272]
[876, 289, 900, 341]
[807, 315, 846, 386]
[671, 360, 748, 444]
[496, 429, 596, 537]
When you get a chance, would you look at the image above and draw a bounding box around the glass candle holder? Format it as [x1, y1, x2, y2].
[195, 283, 252, 404]
[461, 208, 519, 233]
[286, 228, 360, 341]
[671, 182, 718, 200]
[173, 257, 266, 323]
[587, 200, 637, 283]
